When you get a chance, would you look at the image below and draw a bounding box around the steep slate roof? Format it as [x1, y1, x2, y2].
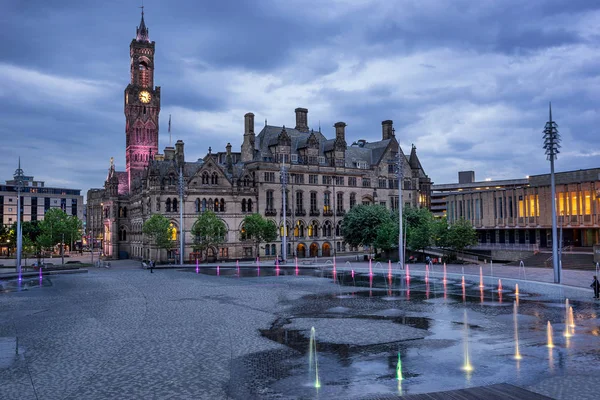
[363, 139, 392, 165]
[408, 145, 424, 171]
[257, 125, 328, 157]
[255, 124, 394, 167]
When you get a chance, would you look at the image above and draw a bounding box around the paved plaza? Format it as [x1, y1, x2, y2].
[1, 259, 600, 399]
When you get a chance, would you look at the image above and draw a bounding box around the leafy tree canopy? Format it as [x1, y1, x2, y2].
[447, 218, 478, 254]
[191, 210, 227, 261]
[404, 206, 434, 252]
[37, 209, 82, 251]
[241, 213, 277, 257]
[342, 205, 392, 250]
[143, 214, 174, 260]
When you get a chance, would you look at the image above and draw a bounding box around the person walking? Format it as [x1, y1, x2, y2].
[150, 260, 154, 274]
[591, 275, 600, 299]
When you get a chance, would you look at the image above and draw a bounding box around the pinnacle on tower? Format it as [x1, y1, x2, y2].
[136, 7, 150, 42]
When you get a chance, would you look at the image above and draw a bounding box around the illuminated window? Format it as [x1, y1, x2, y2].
[170, 223, 177, 241]
[584, 191, 591, 215]
[518, 197, 525, 217]
[570, 192, 578, 215]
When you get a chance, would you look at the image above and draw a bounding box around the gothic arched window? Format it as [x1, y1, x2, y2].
[195, 198, 200, 213]
[247, 199, 253, 213]
[166, 198, 172, 213]
[172, 198, 178, 213]
[322, 221, 332, 237]
[220, 198, 225, 212]
[202, 198, 207, 212]
[242, 199, 247, 213]
[202, 172, 209, 185]
[211, 172, 218, 185]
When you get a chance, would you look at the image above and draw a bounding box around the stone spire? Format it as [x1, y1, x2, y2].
[136, 8, 150, 42]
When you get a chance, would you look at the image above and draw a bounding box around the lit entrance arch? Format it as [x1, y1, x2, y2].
[322, 242, 331, 257]
[297, 243, 307, 258]
[309, 242, 319, 257]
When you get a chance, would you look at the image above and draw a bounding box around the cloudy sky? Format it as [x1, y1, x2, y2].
[2, 0, 600, 198]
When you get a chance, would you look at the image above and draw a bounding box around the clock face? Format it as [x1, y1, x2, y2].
[139, 90, 151, 103]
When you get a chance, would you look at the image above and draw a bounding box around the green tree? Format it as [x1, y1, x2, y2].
[342, 205, 392, 255]
[10, 220, 43, 259]
[37, 209, 82, 259]
[404, 206, 434, 256]
[0, 224, 11, 256]
[447, 218, 478, 257]
[142, 214, 174, 262]
[431, 217, 449, 249]
[241, 213, 277, 258]
[191, 210, 227, 262]
[373, 210, 400, 253]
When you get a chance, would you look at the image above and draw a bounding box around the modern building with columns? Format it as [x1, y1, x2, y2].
[442, 168, 600, 249]
[86, 12, 431, 262]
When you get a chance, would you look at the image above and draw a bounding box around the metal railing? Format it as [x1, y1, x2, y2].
[470, 243, 540, 252]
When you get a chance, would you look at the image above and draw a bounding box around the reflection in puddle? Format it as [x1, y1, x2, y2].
[228, 270, 600, 399]
[0, 277, 52, 293]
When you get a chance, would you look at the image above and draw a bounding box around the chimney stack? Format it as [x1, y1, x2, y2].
[334, 122, 346, 142]
[244, 112, 254, 134]
[295, 107, 309, 132]
[382, 120, 394, 140]
[241, 112, 256, 162]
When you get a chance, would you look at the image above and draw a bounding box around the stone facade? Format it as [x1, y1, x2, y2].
[445, 168, 600, 248]
[86, 14, 431, 262]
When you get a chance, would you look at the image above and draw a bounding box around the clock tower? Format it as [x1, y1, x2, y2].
[124, 10, 160, 191]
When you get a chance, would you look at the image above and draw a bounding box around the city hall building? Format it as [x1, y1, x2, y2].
[86, 12, 431, 262]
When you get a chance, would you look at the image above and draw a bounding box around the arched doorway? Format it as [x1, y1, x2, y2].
[309, 243, 319, 257]
[322, 242, 331, 257]
[297, 243, 306, 258]
[206, 246, 217, 263]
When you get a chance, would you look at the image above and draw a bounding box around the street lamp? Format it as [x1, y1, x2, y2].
[178, 166, 185, 265]
[388, 150, 404, 269]
[14, 158, 24, 276]
[280, 163, 288, 262]
[543, 102, 561, 284]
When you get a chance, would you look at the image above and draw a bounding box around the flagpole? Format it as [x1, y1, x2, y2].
[168, 114, 172, 147]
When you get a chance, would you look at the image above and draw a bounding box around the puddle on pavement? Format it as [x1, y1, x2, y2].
[0, 277, 52, 294]
[181, 266, 323, 278]
[228, 271, 600, 399]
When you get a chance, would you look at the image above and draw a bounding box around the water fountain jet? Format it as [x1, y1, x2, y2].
[498, 279, 502, 292]
[513, 301, 522, 360]
[462, 310, 473, 373]
[396, 352, 403, 381]
[547, 321, 554, 348]
[479, 266, 484, 288]
[308, 327, 321, 389]
[442, 262, 447, 283]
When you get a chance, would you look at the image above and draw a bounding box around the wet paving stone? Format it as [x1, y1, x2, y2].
[0, 266, 599, 399]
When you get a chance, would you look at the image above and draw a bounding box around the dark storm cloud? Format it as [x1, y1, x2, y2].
[1, 0, 600, 194]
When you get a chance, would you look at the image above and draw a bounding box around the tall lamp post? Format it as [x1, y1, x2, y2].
[14, 158, 24, 275]
[543, 103, 561, 284]
[178, 166, 185, 265]
[389, 149, 404, 268]
[280, 163, 288, 262]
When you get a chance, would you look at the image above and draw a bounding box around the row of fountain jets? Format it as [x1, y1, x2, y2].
[306, 257, 577, 389]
